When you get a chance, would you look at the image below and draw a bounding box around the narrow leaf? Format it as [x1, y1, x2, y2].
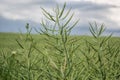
[41, 8, 55, 22]
[59, 3, 66, 18]
[16, 39, 24, 49]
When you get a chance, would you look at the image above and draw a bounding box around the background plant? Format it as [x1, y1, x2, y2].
[80, 23, 120, 80]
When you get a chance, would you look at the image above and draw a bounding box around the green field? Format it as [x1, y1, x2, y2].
[0, 32, 120, 80]
[0, 32, 41, 49]
[0, 32, 119, 50]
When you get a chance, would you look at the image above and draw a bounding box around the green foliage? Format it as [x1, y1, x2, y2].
[81, 23, 120, 80]
[0, 3, 120, 80]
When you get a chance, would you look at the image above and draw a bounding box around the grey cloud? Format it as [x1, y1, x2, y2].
[0, 0, 58, 16]
[66, 1, 119, 11]
[31, 0, 57, 6]
[72, 23, 120, 36]
[0, 16, 40, 33]
[0, 0, 119, 12]
[0, 0, 57, 8]
[1, 0, 117, 14]
[17, 0, 57, 8]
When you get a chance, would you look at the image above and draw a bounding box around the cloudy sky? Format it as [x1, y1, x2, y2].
[0, 0, 120, 36]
